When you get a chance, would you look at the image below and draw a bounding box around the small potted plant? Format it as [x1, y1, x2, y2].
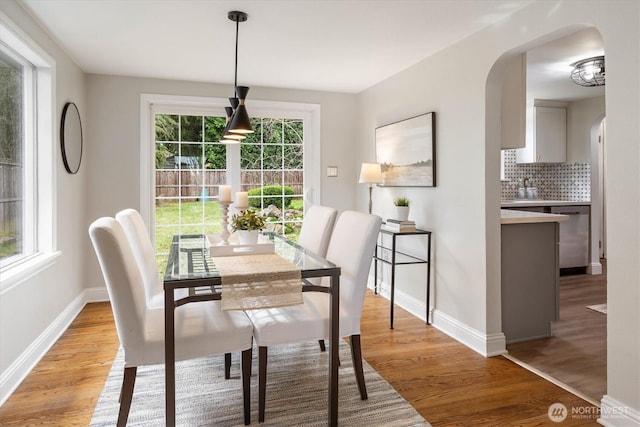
[230, 209, 267, 244]
[394, 197, 411, 221]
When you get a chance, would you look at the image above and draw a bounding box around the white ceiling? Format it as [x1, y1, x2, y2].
[526, 27, 605, 101]
[20, 0, 604, 99]
[21, 0, 535, 93]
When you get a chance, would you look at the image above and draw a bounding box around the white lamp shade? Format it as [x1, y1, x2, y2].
[359, 163, 382, 184]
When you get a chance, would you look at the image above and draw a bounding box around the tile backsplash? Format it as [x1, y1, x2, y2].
[501, 149, 591, 201]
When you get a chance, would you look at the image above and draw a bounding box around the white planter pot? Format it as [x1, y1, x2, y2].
[237, 230, 260, 244]
[395, 206, 410, 221]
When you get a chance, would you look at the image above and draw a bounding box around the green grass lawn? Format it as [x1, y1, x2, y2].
[155, 199, 303, 274]
[0, 226, 18, 259]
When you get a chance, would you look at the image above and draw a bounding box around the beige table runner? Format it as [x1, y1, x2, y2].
[213, 253, 303, 310]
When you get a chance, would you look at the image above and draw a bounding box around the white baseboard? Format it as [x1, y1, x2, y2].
[431, 309, 507, 357]
[368, 282, 507, 357]
[85, 285, 110, 303]
[0, 286, 108, 406]
[588, 262, 603, 275]
[369, 282, 427, 323]
[599, 395, 640, 426]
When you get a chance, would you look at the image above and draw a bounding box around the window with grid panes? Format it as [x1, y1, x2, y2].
[153, 113, 307, 272]
[154, 113, 228, 271]
[0, 14, 56, 291]
[240, 117, 304, 238]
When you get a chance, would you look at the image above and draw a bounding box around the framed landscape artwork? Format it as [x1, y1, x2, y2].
[375, 112, 436, 187]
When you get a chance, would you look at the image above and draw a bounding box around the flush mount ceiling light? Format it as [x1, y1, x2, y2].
[223, 10, 254, 140]
[570, 55, 605, 87]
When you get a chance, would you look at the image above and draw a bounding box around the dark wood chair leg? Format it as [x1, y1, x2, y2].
[323, 340, 341, 365]
[258, 346, 268, 423]
[117, 366, 137, 427]
[350, 335, 368, 400]
[241, 348, 252, 425]
[249, 337, 253, 378]
[224, 352, 232, 379]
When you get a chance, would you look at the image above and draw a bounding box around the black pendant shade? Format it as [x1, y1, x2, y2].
[220, 107, 241, 143]
[222, 97, 245, 140]
[228, 86, 253, 134]
[222, 104, 244, 141]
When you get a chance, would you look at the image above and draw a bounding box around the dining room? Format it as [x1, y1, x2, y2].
[1, 1, 639, 426]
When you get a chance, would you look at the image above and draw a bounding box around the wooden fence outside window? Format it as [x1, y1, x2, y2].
[155, 170, 304, 201]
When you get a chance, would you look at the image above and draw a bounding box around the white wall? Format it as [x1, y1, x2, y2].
[567, 96, 605, 162]
[356, 0, 639, 420]
[358, 43, 491, 337]
[0, 0, 86, 402]
[83, 74, 358, 289]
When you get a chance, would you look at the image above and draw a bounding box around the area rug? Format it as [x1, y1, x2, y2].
[587, 303, 607, 314]
[90, 340, 429, 426]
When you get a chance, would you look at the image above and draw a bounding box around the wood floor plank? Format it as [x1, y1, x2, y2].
[0, 302, 118, 427]
[360, 291, 600, 426]
[0, 292, 601, 426]
[507, 267, 607, 403]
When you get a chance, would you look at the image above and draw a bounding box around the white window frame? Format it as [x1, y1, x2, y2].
[0, 12, 58, 294]
[140, 93, 321, 240]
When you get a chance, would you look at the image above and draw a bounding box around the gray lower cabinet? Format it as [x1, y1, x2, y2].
[501, 221, 560, 344]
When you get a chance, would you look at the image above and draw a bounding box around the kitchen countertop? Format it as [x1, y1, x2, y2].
[501, 200, 591, 207]
[501, 209, 569, 224]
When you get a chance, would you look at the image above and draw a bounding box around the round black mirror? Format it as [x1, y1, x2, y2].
[60, 102, 83, 174]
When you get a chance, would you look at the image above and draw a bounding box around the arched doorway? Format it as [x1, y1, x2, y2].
[488, 26, 607, 405]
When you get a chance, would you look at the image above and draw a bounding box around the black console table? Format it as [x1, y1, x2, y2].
[373, 226, 432, 329]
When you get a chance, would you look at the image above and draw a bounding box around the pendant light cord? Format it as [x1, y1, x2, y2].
[234, 17, 239, 89]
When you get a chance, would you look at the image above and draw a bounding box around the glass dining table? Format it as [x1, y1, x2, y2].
[163, 232, 341, 426]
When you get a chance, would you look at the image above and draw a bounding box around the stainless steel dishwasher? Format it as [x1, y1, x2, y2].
[550, 205, 590, 269]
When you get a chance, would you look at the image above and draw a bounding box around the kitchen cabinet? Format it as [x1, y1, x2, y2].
[501, 53, 526, 149]
[501, 217, 561, 343]
[516, 105, 566, 163]
[501, 202, 591, 272]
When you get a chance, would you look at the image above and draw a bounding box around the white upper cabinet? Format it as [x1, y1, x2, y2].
[516, 104, 567, 163]
[501, 54, 526, 149]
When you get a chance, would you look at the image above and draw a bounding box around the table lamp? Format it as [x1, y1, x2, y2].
[359, 162, 382, 214]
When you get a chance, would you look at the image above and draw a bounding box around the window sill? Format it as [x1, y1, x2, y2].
[0, 251, 61, 294]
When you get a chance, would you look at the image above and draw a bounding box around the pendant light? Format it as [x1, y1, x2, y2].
[224, 11, 254, 138]
[220, 106, 241, 144]
[228, 86, 253, 134]
[222, 99, 243, 141]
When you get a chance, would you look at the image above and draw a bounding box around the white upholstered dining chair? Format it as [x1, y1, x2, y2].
[245, 210, 382, 422]
[297, 205, 338, 257]
[116, 208, 239, 379]
[115, 208, 164, 307]
[298, 205, 339, 353]
[89, 217, 254, 426]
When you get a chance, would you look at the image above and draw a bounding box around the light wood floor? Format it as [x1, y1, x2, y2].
[507, 268, 607, 404]
[0, 291, 600, 426]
